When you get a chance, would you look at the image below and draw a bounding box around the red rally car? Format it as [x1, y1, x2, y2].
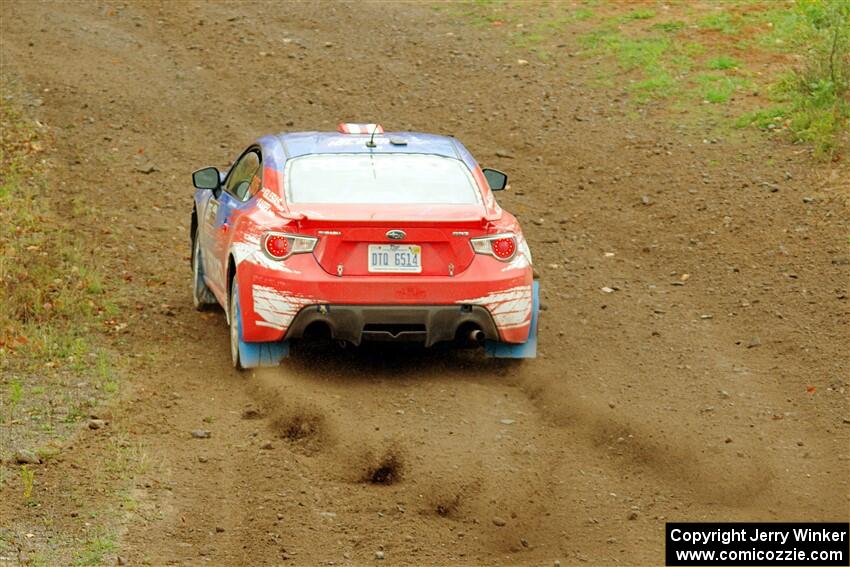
[190, 123, 539, 369]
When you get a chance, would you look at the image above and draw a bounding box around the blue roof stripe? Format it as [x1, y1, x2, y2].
[257, 134, 287, 170]
[258, 131, 478, 171]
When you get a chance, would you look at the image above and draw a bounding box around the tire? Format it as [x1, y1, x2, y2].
[192, 227, 217, 310]
[229, 276, 290, 370]
[229, 278, 243, 369]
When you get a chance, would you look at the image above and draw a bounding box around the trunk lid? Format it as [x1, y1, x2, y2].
[292, 204, 488, 277]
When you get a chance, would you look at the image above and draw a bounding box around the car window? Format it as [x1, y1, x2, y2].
[285, 153, 481, 205]
[224, 150, 261, 201]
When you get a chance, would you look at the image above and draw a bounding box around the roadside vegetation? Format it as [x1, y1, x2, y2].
[737, 0, 849, 158]
[442, 0, 849, 159]
[1, 81, 129, 563]
[1, 87, 117, 450]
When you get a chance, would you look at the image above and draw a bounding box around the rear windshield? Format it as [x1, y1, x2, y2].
[285, 153, 481, 205]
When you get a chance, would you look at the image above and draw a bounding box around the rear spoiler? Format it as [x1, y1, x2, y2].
[287, 213, 498, 225]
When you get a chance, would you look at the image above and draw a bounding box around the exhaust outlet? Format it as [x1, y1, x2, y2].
[469, 329, 485, 343]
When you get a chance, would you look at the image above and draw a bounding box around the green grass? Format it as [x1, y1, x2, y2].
[652, 20, 686, 33]
[73, 534, 116, 566]
[698, 12, 739, 34]
[0, 98, 117, 371]
[1, 89, 128, 567]
[696, 73, 749, 103]
[571, 8, 595, 21]
[0, 100, 109, 358]
[581, 32, 671, 71]
[621, 8, 656, 21]
[580, 28, 693, 102]
[707, 55, 740, 70]
[512, 32, 545, 48]
[630, 72, 677, 102]
[452, 0, 848, 156]
[738, 0, 849, 158]
[536, 9, 596, 31]
[756, 7, 811, 51]
[616, 37, 671, 70]
[541, 8, 596, 28]
[20, 465, 35, 501]
[9, 380, 23, 403]
[683, 42, 706, 58]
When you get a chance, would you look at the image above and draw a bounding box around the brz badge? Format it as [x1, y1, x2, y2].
[386, 230, 406, 240]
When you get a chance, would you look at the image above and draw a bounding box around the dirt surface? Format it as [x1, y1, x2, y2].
[1, 1, 848, 565]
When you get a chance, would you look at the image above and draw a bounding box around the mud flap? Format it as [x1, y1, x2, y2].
[234, 286, 290, 369]
[484, 280, 539, 359]
[238, 339, 290, 368]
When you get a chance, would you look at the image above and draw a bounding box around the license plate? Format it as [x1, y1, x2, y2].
[368, 244, 422, 273]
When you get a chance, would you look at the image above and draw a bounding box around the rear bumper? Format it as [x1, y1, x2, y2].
[285, 304, 499, 347]
[235, 251, 533, 344]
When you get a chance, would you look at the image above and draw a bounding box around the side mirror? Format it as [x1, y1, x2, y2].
[192, 167, 221, 190]
[482, 168, 508, 191]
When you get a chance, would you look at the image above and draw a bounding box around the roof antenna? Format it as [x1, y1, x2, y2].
[366, 124, 379, 148]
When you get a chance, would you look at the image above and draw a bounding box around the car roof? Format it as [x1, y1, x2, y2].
[258, 131, 477, 171]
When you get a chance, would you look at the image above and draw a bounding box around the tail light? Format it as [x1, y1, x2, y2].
[261, 232, 317, 260]
[470, 233, 518, 262]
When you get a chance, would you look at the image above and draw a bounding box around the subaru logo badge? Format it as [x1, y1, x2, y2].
[386, 230, 406, 240]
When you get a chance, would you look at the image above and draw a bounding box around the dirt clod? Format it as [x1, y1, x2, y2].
[363, 453, 403, 485]
[241, 407, 263, 420]
[15, 450, 41, 465]
[273, 412, 323, 443]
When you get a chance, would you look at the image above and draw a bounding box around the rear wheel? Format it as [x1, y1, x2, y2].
[229, 279, 241, 368]
[229, 276, 290, 370]
[192, 228, 216, 310]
